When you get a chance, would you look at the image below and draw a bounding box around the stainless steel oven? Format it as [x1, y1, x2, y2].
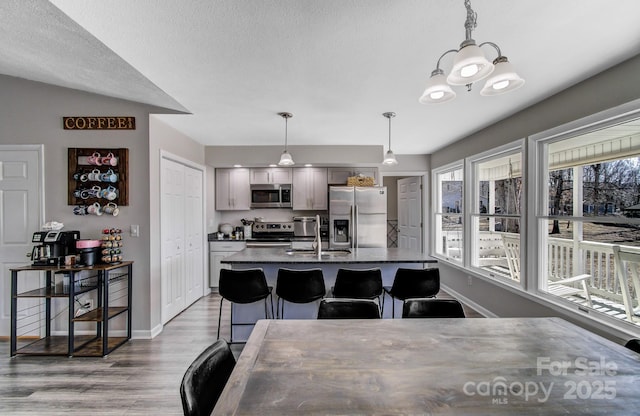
[250, 184, 292, 208]
[248, 221, 294, 247]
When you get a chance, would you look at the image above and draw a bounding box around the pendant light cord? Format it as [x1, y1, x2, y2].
[284, 116, 288, 151]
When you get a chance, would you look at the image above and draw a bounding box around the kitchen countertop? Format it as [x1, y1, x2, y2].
[220, 247, 436, 264]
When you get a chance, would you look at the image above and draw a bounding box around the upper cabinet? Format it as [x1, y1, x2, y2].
[216, 168, 250, 210]
[292, 168, 328, 210]
[327, 167, 379, 185]
[250, 168, 292, 184]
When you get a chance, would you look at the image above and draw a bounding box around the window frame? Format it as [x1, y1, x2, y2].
[431, 161, 464, 265]
[528, 102, 640, 332]
[466, 140, 525, 287]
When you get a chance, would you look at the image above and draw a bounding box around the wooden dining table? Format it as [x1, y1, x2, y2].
[212, 317, 640, 415]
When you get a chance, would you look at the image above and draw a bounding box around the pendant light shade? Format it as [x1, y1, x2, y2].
[419, 69, 457, 104]
[277, 112, 294, 166]
[382, 112, 399, 166]
[446, 41, 494, 85]
[480, 56, 525, 96]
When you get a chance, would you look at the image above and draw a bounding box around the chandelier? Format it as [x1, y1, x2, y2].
[419, 0, 524, 104]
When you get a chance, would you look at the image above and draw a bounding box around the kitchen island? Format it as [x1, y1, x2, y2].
[220, 247, 437, 339]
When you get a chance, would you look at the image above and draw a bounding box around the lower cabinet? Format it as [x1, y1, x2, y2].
[209, 241, 247, 288]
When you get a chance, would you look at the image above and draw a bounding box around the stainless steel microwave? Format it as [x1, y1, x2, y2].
[250, 184, 292, 208]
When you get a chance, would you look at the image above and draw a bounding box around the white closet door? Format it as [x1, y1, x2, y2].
[184, 166, 204, 306]
[161, 159, 186, 324]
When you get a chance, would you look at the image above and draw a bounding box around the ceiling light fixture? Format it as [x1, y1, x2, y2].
[382, 112, 398, 166]
[277, 112, 294, 166]
[419, 0, 524, 104]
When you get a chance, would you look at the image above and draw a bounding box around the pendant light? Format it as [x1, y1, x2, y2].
[382, 112, 398, 166]
[277, 112, 294, 166]
[419, 0, 524, 104]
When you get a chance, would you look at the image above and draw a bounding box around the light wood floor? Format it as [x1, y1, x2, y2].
[0, 292, 482, 415]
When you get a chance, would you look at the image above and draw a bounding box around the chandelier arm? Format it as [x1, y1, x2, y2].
[435, 49, 459, 72]
[478, 41, 502, 60]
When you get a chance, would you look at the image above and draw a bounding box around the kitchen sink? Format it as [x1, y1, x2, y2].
[285, 248, 352, 257]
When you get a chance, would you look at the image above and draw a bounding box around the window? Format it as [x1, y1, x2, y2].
[538, 116, 640, 325]
[433, 164, 463, 263]
[469, 146, 523, 282]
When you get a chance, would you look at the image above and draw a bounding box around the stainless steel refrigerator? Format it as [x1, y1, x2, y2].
[329, 186, 387, 249]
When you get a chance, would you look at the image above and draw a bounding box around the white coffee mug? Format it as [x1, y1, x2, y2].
[103, 202, 119, 216]
[87, 202, 102, 216]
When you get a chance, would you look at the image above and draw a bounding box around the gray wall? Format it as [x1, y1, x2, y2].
[0, 74, 187, 337]
[430, 54, 640, 342]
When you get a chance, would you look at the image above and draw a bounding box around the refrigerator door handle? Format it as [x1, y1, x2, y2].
[353, 205, 358, 249]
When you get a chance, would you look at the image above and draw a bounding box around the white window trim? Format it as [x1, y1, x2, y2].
[527, 99, 640, 335]
[431, 160, 464, 265]
[466, 140, 526, 287]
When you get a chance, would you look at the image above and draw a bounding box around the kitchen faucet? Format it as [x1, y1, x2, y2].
[313, 214, 321, 258]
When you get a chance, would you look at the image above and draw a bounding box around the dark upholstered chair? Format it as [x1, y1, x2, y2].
[180, 340, 236, 416]
[625, 338, 640, 354]
[383, 268, 440, 318]
[317, 298, 381, 319]
[276, 268, 325, 318]
[333, 268, 383, 303]
[402, 298, 466, 318]
[218, 268, 273, 343]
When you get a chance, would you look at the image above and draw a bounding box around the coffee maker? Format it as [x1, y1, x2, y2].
[31, 230, 80, 266]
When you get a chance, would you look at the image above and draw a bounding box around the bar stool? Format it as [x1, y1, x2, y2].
[332, 268, 383, 312]
[402, 298, 465, 318]
[317, 298, 381, 319]
[218, 268, 273, 343]
[383, 268, 440, 318]
[275, 268, 325, 319]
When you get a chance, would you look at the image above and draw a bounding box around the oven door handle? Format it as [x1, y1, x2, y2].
[246, 242, 291, 248]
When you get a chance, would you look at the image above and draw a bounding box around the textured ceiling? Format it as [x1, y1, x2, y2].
[3, 0, 640, 154]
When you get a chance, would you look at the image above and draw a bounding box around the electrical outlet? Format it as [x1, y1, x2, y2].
[85, 299, 94, 310]
[468, 276, 473, 286]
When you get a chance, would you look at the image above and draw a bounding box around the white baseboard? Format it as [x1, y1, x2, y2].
[441, 283, 498, 318]
[131, 323, 164, 340]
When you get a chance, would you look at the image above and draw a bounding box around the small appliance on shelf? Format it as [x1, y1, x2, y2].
[31, 230, 80, 266]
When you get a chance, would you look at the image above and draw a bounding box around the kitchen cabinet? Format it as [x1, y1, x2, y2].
[292, 167, 328, 210]
[250, 168, 292, 184]
[10, 262, 133, 357]
[209, 240, 247, 288]
[216, 168, 250, 210]
[327, 167, 379, 185]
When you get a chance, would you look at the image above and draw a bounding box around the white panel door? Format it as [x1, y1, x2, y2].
[398, 177, 422, 252]
[184, 166, 204, 307]
[0, 146, 43, 336]
[161, 159, 186, 324]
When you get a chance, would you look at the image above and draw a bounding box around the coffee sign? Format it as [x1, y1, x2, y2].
[63, 116, 136, 130]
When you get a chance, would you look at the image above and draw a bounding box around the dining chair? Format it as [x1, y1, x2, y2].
[332, 268, 383, 309]
[383, 268, 440, 318]
[317, 298, 381, 319]
[402, 298, 466, 318]
[275, 268, 325, 318]
[624, 338, 640, 354]
[180, 339, 236, 416]
[218, 268, 273, 343]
